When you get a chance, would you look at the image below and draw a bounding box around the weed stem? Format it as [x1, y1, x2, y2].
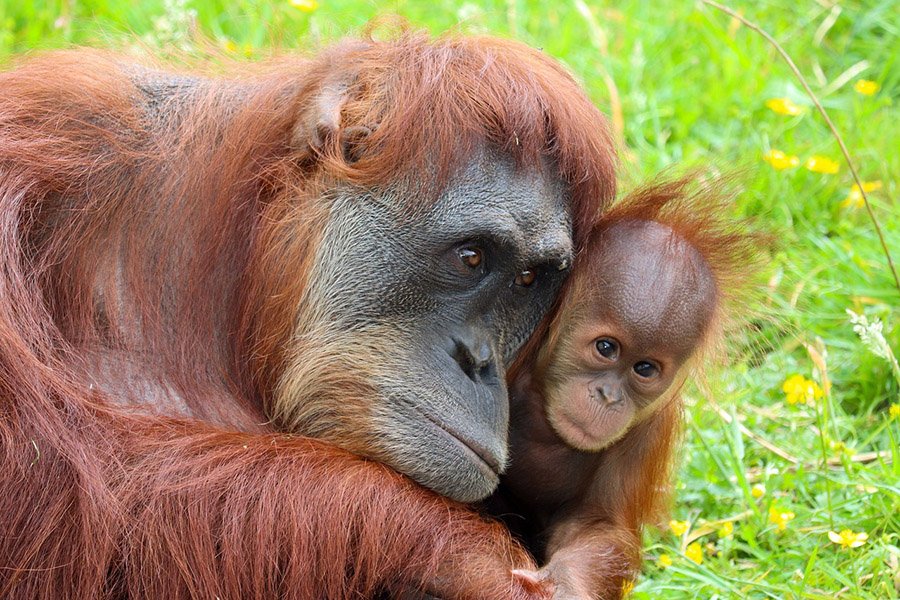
[702, 0, 900, 294]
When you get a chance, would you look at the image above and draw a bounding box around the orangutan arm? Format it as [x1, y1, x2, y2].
[2, 408, 548, 600]
[515, 402, 679, 600]
[534, 519, 639, 600]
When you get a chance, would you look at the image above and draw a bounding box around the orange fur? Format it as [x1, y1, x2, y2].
[0, 31, 618, 599]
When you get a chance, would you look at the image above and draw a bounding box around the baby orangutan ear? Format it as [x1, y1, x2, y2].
[291, 78, 372, 165]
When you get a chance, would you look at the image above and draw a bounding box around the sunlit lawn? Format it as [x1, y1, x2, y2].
[2, 0, 898, 597]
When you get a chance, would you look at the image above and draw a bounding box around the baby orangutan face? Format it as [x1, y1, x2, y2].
[539, 219, 718, 452]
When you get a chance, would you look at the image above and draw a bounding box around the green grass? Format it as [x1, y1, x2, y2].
[2, 0, 898, 597]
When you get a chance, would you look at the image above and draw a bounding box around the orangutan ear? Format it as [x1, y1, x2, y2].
[291, 80, 371, 164]
[338, 125, 372, 164]
[295, 81, 348, 150]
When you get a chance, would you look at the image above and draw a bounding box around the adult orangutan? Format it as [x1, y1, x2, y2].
[0, 32, 616, 599]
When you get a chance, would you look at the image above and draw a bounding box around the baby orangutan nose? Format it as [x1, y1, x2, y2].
[591, 380, 624, 406]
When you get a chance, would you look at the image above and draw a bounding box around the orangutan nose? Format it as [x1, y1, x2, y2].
[593, 383, 624, 406]
[452, 336, 497, 384]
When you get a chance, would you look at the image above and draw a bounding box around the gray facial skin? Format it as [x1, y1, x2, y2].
[297, 153, 573, 502]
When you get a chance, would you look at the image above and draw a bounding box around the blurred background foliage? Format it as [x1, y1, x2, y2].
[1, 0, 898, 597]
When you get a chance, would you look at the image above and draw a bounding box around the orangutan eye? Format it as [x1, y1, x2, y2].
[514, 269, 536, 287]
[457, 246, 483, 269]
[595, 338, 619, 360]
[633, 361, 659, 379]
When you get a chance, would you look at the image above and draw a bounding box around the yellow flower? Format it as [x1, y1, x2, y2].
[764, 149, 800, 170]
[685, 542, 703, 565]
[829, 440, 856, 457]
[840, 180, 882, 209]
[782, 374, 805, 402]
[751, 484, 766, 499]
[289, 0, 319, 11]
[221, 39, 238, 53]
[782, 374, 823, 405]
[890, 403, 900, 418]
[658, 553, 673, 568]
[765, 97, 804, 116]
[828, 529, 868, 548]
[768, 505, 795, 531]
[854, 79, 879, 96]
[718, 521, 734, 538]
[621, 579, 635, 596]
[804, 155, 839, 174]
[669, 519, 690, 536]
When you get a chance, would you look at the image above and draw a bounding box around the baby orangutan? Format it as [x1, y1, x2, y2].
[494, 179, 756, 600]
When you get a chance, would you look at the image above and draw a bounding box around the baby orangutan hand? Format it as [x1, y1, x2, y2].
[514, 563, 594, 600]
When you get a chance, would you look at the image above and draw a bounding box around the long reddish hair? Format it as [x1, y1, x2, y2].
[0, 30, 617, 599]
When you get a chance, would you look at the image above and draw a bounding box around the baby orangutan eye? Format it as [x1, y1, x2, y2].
[594, 338, 619, 360]
[633, 361, 659, 379]
[514, 269, 536, 287]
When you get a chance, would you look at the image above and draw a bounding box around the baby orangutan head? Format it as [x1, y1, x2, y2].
[537, 218, 718, 452]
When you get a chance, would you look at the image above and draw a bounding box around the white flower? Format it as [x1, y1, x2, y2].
[848, 309, 900, 385]
[847, 309, 889, 360]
